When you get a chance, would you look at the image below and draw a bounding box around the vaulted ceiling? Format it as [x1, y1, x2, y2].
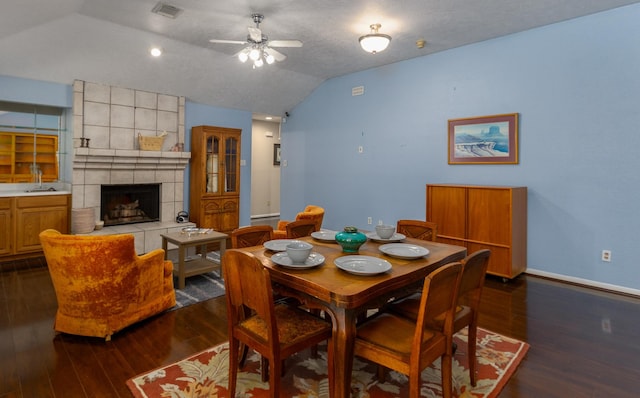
[1, 0, 638, 118]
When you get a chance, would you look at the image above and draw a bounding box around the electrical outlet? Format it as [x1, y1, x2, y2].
[367, 217, 372, 225]
[602, 250, 611, 262]
[378, 220, 383, 225]
[358, 146, 364, 153]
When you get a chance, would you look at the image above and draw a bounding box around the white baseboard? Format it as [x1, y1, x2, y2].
[251, 213, 280, 219]
[526, 268, 640, 297]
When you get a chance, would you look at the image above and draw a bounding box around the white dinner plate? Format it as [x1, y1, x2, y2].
[311, 230, 337, 242]
[365, 232, 406, 243]
[334, 255, 392, 275]
[264, 239, 300, 252]
[379, 243, 430, 259]
[271, 252, 325, 269]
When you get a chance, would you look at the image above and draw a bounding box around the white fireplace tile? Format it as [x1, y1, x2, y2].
[84, 102, 110, 126]
[87, 169, 111, 183]
[135, 108, 157, 131]
[73, 92, 83, 116]
[110, 105, 134, 128]
[72, 185, 85, 208]
[72, 168, 85, 184]
[174, 182, 184, 202]
[158, 94, 178, 112]
[83, 125, 110, 149]
[174, 169, 185, 183]
[111, 87, 135, 106]
[73, 115, 83, 140]
[178, 125, 185, 144]
[161, 182, 175, 202]
[135, 91, 157, 109]
[162, 202, 175, 223]
[84, 185, 101, 208]
[157, 110, 177, 133]
[133, 169, 156, 183]
[155, 170, 174, 183]
[110, 127, 135, 150]
[73, 80, 84, 93]
[85, 82, 110, 103]
[110, 170, 134, 184]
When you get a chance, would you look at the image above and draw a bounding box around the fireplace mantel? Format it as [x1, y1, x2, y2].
[74, 148, 191, 170]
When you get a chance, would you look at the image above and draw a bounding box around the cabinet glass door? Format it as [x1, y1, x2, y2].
[206, 135, 220, 193]
[224, 136, 238, 193]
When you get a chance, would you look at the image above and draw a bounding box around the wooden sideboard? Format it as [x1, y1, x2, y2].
[426, 184, 527, 279]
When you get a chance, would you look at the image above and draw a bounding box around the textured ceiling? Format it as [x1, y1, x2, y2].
[1, 0, 639, 118]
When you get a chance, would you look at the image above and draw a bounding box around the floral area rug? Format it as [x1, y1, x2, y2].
[127, 327, 528, 397]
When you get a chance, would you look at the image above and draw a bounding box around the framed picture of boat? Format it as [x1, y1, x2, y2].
[448, 113, 519, 164]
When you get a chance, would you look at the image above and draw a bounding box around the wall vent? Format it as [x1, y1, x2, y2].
[352, 86, 365, 96]
[152, 2, 183, 19]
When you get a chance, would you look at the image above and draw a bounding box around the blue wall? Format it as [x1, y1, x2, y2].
[280, 4, 640, 291]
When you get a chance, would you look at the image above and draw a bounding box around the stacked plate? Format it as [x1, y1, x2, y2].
[72, 208, 96, 234]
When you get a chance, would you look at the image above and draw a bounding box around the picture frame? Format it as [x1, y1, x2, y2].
[273, 143, 281, 166]
[448, 113, 519, 164]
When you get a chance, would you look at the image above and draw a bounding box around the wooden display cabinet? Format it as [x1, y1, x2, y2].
[426, 184, 527, 279]
[189, 125, 241, 235]
[0, 132, 59, 183]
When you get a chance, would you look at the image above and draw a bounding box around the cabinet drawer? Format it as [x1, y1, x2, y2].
[17, 195, 69, 208]
[0, 197, 11, 209]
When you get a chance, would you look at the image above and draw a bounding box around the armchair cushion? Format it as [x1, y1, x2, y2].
[39, 229, 176, 340]
[273, 205, 324, 239]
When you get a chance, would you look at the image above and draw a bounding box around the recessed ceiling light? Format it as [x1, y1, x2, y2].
[150, 47, 162, 57]
[266, 116, 273, 120]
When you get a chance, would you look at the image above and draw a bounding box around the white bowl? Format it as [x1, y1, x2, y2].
[375, 224, 395, 239]
[286, 241, 313, 263]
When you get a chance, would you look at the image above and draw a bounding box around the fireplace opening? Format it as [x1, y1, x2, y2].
[101, 184, 160, 226]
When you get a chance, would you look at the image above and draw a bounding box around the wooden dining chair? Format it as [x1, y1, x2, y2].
[388, 249, 491, 386]
[231, 225, 274, 248]
[285, 219, 317, 239]
[396, 219, 438, 241]
[222, 249, 334, 398]
[354, 261, 463, 398]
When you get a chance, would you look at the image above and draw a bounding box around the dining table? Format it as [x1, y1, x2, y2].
[237, 232, 467, 398]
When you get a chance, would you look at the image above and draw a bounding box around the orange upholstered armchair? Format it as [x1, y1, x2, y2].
[273, 205, 325, 239]
[39, 229, 176, 341]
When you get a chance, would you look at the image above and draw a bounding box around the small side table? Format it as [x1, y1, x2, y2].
[161, 230, 228, 289]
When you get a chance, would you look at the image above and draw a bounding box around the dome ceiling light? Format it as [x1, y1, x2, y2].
[359, 23, 391, 54]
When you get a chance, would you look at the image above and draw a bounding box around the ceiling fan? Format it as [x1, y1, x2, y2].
[209, 13, 302, 68]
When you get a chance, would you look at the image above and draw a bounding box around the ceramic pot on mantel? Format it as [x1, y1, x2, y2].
[335, 226, 367, 253]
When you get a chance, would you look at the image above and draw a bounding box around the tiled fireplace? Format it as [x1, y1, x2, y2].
[72, 80, 192, 253]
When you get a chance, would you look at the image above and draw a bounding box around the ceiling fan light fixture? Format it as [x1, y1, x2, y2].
[265, 52, 275, 64]
[254, 58, 264, 67]
[249, 48, 261, 61]
[238, 51, 249, 63]
[359, 23, 391, 54]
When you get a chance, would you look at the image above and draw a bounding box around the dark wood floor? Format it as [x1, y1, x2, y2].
[1, 257, 640, 397]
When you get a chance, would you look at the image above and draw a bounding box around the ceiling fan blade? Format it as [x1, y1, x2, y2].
[266, 47, 287, 62]
[248, 26, 262, 42]
[268, 40, 303, 48]
[209, 39, 247, 45]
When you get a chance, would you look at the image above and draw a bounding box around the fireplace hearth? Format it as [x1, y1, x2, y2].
[101, 184, 160, 226]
